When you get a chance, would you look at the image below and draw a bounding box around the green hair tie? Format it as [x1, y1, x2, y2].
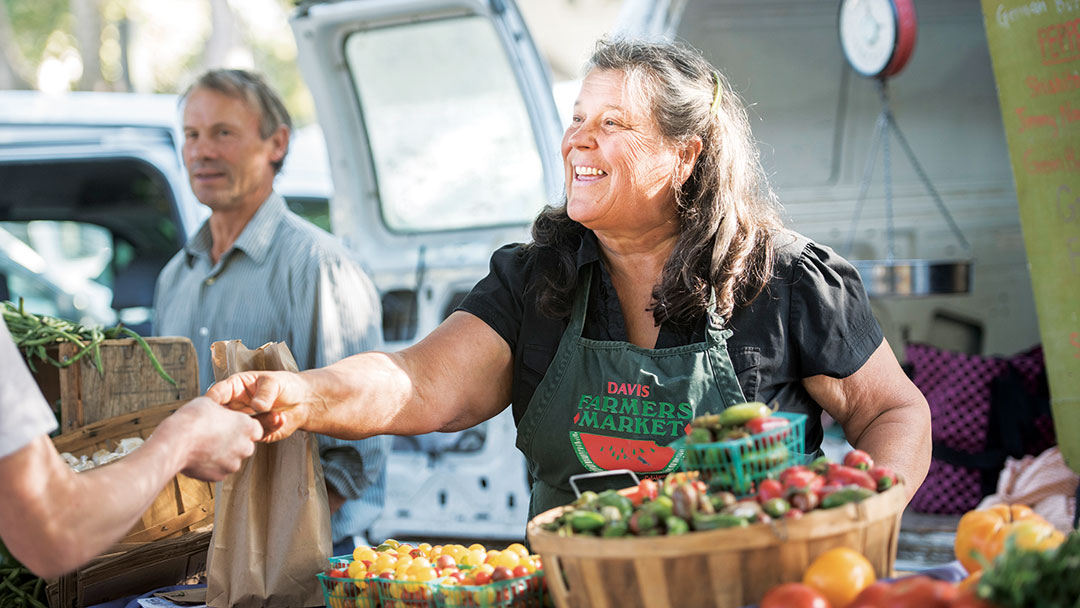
[710, 71, 723, 116]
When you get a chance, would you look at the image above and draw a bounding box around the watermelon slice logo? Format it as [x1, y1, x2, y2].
[570, 431, 683, 474]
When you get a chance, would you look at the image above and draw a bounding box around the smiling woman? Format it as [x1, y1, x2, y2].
[206, 38, 932, 524]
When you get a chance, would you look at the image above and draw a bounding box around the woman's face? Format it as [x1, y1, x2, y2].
[561, 69, 692, 235]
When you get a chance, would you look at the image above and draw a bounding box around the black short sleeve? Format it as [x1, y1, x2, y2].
[456, 244, 530, 354]
[790, 241, 883, 378]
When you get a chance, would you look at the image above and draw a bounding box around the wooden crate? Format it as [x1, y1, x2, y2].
[527, 483, 907, 608]
[51, 400, 216, 551]
[31, 337, 199, 432]
[46, 530, 211, 608]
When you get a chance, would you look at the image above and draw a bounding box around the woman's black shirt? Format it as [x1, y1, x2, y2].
[457, 229, 883, 453]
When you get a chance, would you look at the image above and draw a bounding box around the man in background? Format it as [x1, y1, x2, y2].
[153, 69, 390, 555]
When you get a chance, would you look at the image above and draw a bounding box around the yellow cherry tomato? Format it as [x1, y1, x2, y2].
[492, 551, 520, 570]
[802, 547, 876, 608]
[505, 543, 530, 559]
[352, 546, 377, 564]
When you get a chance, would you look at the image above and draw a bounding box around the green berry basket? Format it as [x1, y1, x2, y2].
[318, 555, 548, 608]
[437, 575, 547, 608]
[673, 411, 807, 495]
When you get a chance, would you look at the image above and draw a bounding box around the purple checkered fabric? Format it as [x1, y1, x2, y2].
[906, 344, 1052, 514]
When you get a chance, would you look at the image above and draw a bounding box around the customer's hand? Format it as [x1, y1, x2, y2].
[205, 370, 310, 443]
[157, 397, 263, 480]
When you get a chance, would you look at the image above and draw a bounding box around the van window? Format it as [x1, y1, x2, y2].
[344, 15, 548, 233]
[0, 156, 183, 334]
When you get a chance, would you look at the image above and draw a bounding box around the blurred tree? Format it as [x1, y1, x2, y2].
[0, 0, 67, 89]
[204, 0, 241, 69]
[0, 0, 321, 124]
[72, 0, 103, 90]
[0, 2, 33, 88]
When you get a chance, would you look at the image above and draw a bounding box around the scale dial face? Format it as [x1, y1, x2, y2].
[839, 0, 915, 78]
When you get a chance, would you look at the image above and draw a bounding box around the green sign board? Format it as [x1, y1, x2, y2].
[981, 0, 1080, 472]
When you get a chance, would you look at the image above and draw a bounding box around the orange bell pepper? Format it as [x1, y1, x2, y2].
[953, 504, 1062, 574]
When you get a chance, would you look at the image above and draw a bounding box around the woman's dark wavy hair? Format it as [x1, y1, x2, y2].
[530, 38, 783, 325]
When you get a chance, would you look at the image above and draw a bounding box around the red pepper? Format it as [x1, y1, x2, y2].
[638, 478, 660, 501]
[757, 478, 785, 503]
[826, 463, 878, 491]
[842, 449, 874, 471]
[868, 465, 898, 491]
[745, 416, 790, 435]
[778, 465, 809, 486]
[782, 468, 825, 495]
[819, 482, 845, 496]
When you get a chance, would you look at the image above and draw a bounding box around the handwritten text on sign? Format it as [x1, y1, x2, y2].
[983, 0, 1080, 470]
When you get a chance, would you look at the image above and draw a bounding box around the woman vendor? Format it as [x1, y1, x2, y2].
[208, 38, 932, 518]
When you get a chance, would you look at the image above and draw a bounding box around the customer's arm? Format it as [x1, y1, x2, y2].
[805, 338, 932, 502]
[0, 398, 261, 578]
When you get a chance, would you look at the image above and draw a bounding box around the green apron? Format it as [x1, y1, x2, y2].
[516, 263, 748, 519]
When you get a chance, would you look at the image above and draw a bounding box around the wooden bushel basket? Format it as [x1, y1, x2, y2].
[51, 400, 216, 551]
[527, 483, 907, 608]
[31, 337, 199, 432]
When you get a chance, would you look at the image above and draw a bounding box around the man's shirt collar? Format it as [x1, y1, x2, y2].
[184, 191, 285, 267]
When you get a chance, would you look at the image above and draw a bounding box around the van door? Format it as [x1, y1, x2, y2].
[290, 0, 565, 540]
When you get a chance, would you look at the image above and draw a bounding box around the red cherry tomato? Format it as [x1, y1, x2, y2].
[848, 580, 890, 607]
[512, 565, 531, 578]
[757, 478, 785, 502]
[759, 583, 831, 608]
[843, 449, 874, 470]
[880, 576, 957, 608]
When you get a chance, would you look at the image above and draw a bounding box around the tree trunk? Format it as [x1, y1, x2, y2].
[73, 0, 104, 91]
[204, 0, 240, 69]
[0, 1, 34, 89]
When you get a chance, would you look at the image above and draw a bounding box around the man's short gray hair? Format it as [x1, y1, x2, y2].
[181, 69, 293, 174]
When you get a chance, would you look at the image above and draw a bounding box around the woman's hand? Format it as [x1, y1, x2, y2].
[205, 371, 313, 442]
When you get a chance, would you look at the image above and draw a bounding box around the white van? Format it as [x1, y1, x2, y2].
[0, 92, 332, 333]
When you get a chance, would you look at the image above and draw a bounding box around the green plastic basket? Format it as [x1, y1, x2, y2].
[318, 555, 547, 608]
[437, 576, 546, 608]
[675, 411, 807, 495]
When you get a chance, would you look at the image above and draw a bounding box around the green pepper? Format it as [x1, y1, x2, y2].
[645, 495, 674, 520]
[599, 505, 623, 522]
[761, 497, 791, 518]
[809, 456, 831, 475]
[691, 512, 749, 531]
[628, 507, 659, 534]
[574, 491, 599, 509]
[567, 509, 607, 532]
[717, 402, 772, 426]
[597, 490, 634, 519]
[664, 515, 689, 535]
[687, 426, 714, 445]
[820, 487, 875, 509]
[601, 519, 629, 538]
[709, 491, 737, 512]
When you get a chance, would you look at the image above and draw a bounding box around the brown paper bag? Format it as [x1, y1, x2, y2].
[206, 340, 331, 608]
